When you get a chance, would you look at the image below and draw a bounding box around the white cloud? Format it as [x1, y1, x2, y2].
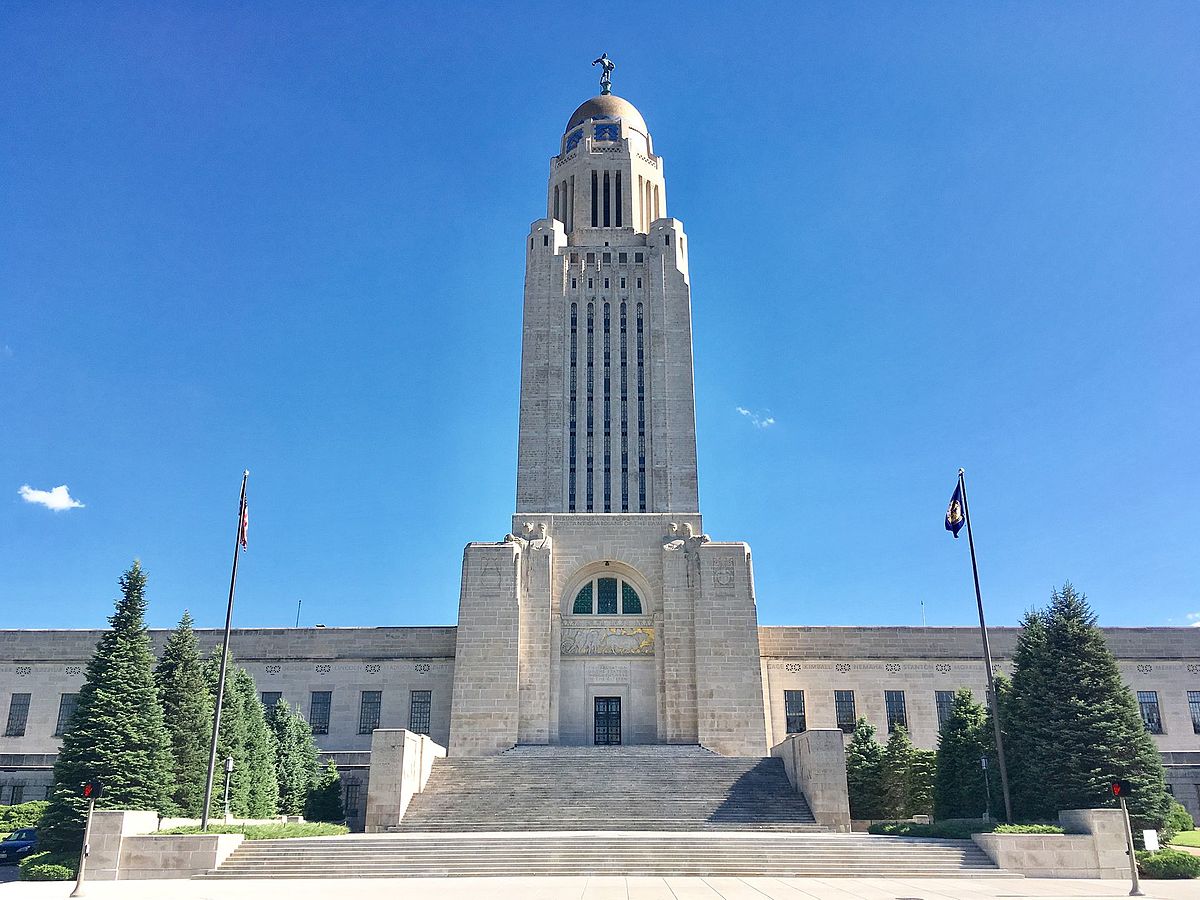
[1187, 612, 1200, 627]
[736, 406, 776, 429]
[18, 484, 85, 511]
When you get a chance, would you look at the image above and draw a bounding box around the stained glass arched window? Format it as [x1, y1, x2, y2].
[571, 575, 644, 615]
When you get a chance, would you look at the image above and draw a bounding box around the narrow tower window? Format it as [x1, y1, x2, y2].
[568, 302, 578, 511]
[603, 302, 612, 512]
[586, 302, 595, 511]
[591, 171, 599, 227]
[603, 171, 611, 227]
[615, 171, 622, 227]
[638, 174, 644, 229]
[620, 302, 629, 512]
[553, 184, 559, 221]
[636, 302, 647, 511]
[568, 175, 575, 231]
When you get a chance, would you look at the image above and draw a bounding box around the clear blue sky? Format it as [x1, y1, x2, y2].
[2, 2, 1197, 632]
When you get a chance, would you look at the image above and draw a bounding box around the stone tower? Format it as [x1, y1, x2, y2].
[449, 80, 766, 758]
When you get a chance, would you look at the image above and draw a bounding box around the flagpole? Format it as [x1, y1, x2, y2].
[958, 467, 1014, 823]
[201, 470, 248, 830]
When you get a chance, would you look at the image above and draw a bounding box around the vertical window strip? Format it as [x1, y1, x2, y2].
[409, 690, 431, 735]
[1138, 690, 1163, 734]
[935, 691, 955, 730]
[55, 693, 80, 737]
[615, 171, 622, 227]
[4, 693, 30, 737]
[568, 175, 574, 231]
[784, 690, 806, 734]
[1188, 690, 1200, 735]
[603, 303, 612, 511]
[834, 690, 856, 733]
[885, 690, 907, 732]
[591, 171, 598, 227]
[638, 174, 644, 229]
[586, 302, 595, 511]
[358, 690, 382, 734]
[603, 171, 611, 227]
[636, 302, 647, 511]
[309, 690, 331, 735]
[553, 184, 559, 221]
[619, 302, 629, 511]
[568, 303, 578, 511]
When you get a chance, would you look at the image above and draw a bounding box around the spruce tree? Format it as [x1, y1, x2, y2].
[235, 668, 279, 817]
[934, 688, 995, 820]
[39, 562, 175, 851]
[154, 611, 213, 817]
[845, 718, 886, 819]
[270, 699, 319, 816]
[881, 726, 917, 818]
[205, 652, 250, 817]
[305, 759, 344, 823]
[1007, 583, 1172, 831]
[907, 747, 936, 818]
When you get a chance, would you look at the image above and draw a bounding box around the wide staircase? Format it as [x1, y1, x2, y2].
[200, 746, 1013, 878]
[399, 745, 819, 832]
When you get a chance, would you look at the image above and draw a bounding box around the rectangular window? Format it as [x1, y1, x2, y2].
[261, 691, 282, 712]
[409, 690, 432, 735]
[636, 277, 642, 289]
[597, 577, 618, 615]
[784, 690, 806, 734]
[9, 784, 24, 804]
[309, 691, 331, 735]
[834, 690, 856, 733]
[1138, 691, 1164, 734]
[54, 693, 79, 737]
[4, 694, 30, 737]
[635, 253, 643, 264]
[343, 781, 361, 817]
[358, 690, 382, 734]
[620, 277, 626, 289]
[618, 253, 627, 264]
[885, 690, 908, 732]
[1189, 691, 1200, 735]
[603, 253, 611, 264]
[935, 691, 956, 730]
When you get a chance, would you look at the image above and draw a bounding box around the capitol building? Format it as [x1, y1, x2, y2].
[3, 78, 1198, 832]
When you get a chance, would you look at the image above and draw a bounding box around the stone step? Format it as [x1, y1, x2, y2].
[200, 831, 1013, 879]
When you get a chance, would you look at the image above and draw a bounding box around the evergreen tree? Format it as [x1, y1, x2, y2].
[881, 726, 917, 818]
[269, 699, 319, 816]
[204, 652, 250, 816]
[305, 759, 344, 823]
[39, 562, 175, 851]
[154, 611, 213, 817]
[235, 668, 279, 817]
[908, 747, 936, 818]
[1006, 583, 1172, 831]
[845, 718, 886, 819]
[934, 688, 996, 820]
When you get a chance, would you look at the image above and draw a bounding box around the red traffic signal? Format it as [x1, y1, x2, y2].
[82, 780, 104, 800]
[1110, 780, 1133, 798]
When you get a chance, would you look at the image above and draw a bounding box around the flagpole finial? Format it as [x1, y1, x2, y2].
[244, 469, 250, 477]
[958, 467, 965, 476]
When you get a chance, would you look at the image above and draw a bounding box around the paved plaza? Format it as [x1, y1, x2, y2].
[0, 876, 1195, 900]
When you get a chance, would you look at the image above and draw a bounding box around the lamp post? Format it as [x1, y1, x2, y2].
[981, 755, 992, 822]
[222, 756, 234, 822]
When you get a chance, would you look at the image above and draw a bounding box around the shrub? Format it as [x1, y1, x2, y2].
[867, 819, 1063, 839]
[1162, 801, 1195, 843]
[1136, 849, 1200, 879]
[0, 800, 49, 834]
[19, 850, 77, 881]
[159, 822, 348, 840]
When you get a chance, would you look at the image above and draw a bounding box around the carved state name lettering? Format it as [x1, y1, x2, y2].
[561, 626, 655, 656]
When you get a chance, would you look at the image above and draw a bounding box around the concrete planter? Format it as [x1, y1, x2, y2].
[971, 809, 1129, 878]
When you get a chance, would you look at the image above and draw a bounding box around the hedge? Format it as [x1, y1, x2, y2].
[18, 850, 77, 881]
[0, 801, 48, 835]
[868, 820, 1064, 839]
[1136, 849, 1200, 879]
[158, 822, 348, 840]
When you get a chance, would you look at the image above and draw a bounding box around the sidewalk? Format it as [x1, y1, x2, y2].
[0, 876, 1194, 899]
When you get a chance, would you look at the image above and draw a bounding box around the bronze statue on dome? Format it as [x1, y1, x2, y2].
[592, 53, 615, 95]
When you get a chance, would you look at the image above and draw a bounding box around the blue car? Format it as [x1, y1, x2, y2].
[0, 829, 38, 865]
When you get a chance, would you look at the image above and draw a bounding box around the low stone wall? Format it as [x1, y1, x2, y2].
[770, 729, 851, 832]
[84, 810, 243, 881]
[972, 808, 1129, 878]
[364, 728, 447, 832]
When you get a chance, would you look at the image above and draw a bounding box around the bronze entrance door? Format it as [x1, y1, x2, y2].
[593, 696, 622, 745]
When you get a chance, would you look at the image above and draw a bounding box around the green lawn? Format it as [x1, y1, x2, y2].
[159, 822, 348, 840]
[1171, 830, 1200, 848]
